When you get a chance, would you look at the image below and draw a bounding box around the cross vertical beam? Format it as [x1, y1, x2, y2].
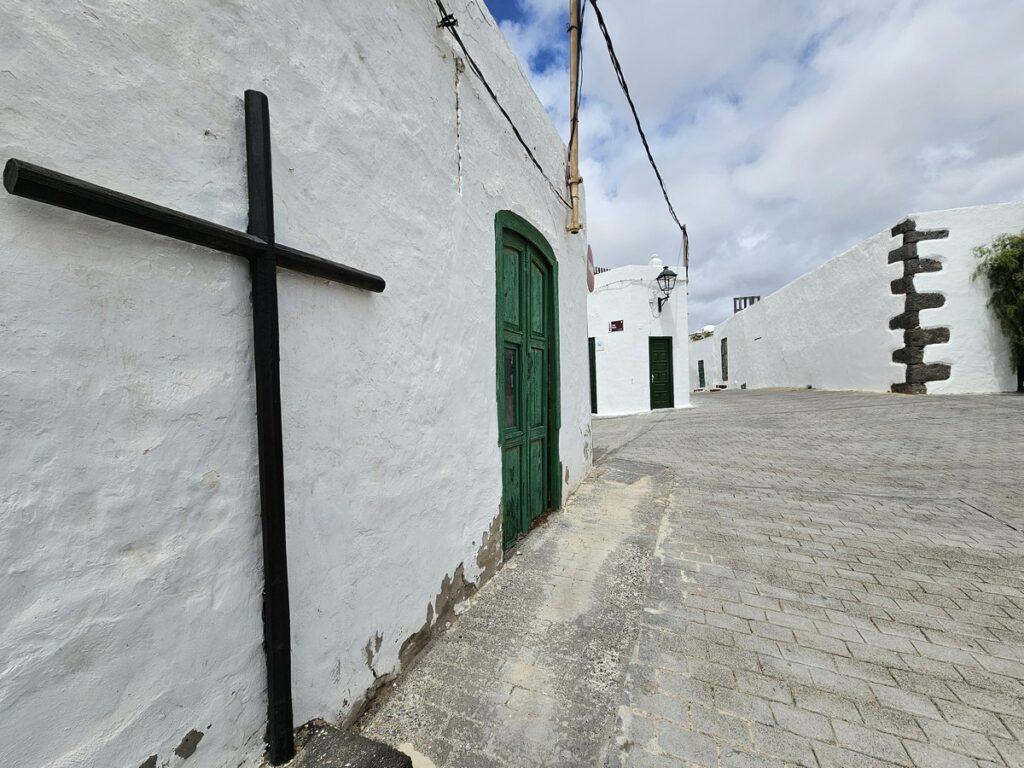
[3, 89, 384, 768]
[244, 90, 294, 765]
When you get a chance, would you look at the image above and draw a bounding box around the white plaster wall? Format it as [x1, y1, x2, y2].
[687, 204, 1022, 396]
[0, 2, 589, 767]
[687, 229, 905, 392]
[587, 261, 690, 416]
[912, 203, 1023, 393]
[688, 333, 721, 389]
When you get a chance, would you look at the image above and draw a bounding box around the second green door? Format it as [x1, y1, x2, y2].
[649, 336, 674, 410]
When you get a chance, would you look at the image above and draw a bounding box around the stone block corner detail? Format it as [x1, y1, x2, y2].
[888, 217, 951, 394]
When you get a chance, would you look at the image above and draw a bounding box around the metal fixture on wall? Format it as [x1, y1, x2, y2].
[656, 265, 677, 312]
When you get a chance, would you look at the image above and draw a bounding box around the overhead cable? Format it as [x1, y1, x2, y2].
[588, 0, 686, 234]
[435, 0, 572, 209]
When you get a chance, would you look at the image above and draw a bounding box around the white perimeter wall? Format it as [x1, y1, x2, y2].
[913, 203, 1022, 393]
[688, 203, 1023, 394]
[689, 229, 904, 392]
[0, 3, 590, 767]
[587, 262, 690, 416]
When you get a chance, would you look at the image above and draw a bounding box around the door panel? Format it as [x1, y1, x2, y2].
[588, 337, 597, 414]
[529, 260, 546, 337]
[527, 437, 546, 532]
[502, 246, 521, 327]
[698, 359, 705, 389]
[649, 336, 674, 410]
[497, 226, 556, 550]
[502, 443, 522, 539]
[503, 346, 519, 427]
[528, 345, 546, 428]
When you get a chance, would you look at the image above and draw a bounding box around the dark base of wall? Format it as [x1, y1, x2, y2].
[888, 218, 951, 394]
[292, 720, 412, 768]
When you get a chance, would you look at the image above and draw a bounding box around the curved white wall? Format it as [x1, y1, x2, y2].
[688, 203, 1023, 395]
[913, 203, 1022, 393]
[0, 2, 590, 767]
[688, 229, 903, 392]
[587, 260, 690, 416]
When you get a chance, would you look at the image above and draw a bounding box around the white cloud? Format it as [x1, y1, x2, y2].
[500, 0, 1024, 328]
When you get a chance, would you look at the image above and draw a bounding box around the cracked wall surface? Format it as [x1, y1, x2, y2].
[888, 217, 951, 394]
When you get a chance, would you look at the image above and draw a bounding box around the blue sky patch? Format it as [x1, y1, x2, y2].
[483, 0, 523, 24]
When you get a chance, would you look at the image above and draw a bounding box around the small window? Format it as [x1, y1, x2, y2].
[503, 346, 518, 428]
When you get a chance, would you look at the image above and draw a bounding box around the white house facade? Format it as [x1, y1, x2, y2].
[0, 3, 591, 767]
[689, 203, 1023, 395]
[587, 257, 690, 416]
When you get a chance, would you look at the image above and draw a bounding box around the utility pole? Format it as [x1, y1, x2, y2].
[567, 0, 582, 233]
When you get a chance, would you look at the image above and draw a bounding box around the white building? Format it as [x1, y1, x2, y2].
[689, 203, 1023, 395]
[0, 3, 591, 767]
[587, 256, 691, 416]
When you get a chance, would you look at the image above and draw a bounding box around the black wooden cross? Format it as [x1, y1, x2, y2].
[3, 90, 384, 765]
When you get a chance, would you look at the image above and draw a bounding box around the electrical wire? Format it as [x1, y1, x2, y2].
[588, 0, 685, 234]
[435, 0, 572, 209]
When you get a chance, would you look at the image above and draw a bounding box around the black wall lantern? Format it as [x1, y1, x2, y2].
[656, 265, 678, 312]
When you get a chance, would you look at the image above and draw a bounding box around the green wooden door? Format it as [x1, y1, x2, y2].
[496, 215, 559, 549]
[698, 359, 705, 389]
[649, 336, 674, 409]
[588, 337, 597, 414]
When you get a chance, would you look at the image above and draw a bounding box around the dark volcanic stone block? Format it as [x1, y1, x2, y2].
[891, 218, 916, 236]
[889, 310, 920, 330]
[906, 257, 943, 274]
[906, 362, 952, 383]
[890, 276, 915, 295]
[905, 327, 950, 346]
[906, 292, 945, 311]
[904, 228, 949, 243]
[893, 346, 925, 365]
[891, 382, 927, 394]
[888, 243, 918, 263]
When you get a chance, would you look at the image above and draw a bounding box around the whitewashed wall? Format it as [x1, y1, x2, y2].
[914, 203, 1023, 393]
[687, 203, 1023, 395]
[688, 229, 903, 392]
[587, 259, 690, 416]
[0, 3, 589, 767]
[689, 333, 721, 389]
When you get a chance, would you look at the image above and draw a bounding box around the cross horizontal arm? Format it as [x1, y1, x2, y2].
[3, 158, 385, 293]
[275, 243, 384, 292]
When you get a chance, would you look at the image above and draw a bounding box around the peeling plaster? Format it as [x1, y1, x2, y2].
[173, 729, 204, 759]
[363, 631, 384, 678]
[348, 509, 504, 727]
[399, 508, 505, 663]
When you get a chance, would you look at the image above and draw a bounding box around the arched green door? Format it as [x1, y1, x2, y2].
[495, 212, 560, 549]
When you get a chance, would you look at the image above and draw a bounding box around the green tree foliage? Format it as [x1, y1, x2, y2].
[973, 232, 1024, 375]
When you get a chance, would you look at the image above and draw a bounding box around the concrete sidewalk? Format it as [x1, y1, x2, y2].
[359, 390, 1024, 767]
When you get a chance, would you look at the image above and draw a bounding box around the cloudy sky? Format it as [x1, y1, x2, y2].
[482, 0, 1024, 329]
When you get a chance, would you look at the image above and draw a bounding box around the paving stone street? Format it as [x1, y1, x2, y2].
[359, 390, 1024, 768]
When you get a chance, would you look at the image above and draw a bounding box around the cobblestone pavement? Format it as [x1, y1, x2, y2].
[360, 390, 1024, 768]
